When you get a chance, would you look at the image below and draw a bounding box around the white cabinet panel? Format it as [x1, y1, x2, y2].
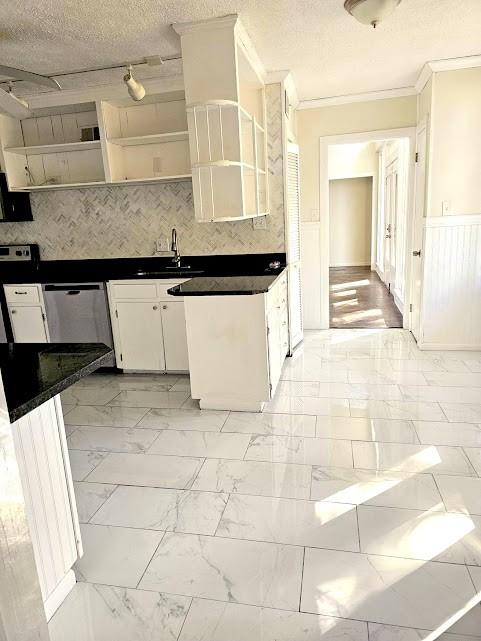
[161, 301, 189, 371]
[115, 301, 165, 371]
[9, 305, 48, 343]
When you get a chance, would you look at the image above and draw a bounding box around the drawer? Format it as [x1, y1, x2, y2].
[110, 282, 158, 300]
[267, 273, 288, 311]
[5, 285, 41, 304]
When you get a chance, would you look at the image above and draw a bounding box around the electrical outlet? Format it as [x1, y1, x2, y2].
[153, 157, 162, 174]
[442, 200, 451, 215]
[253, 216, 267, 230]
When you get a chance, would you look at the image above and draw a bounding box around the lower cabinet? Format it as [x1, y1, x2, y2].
[4, 284, 49, 343]
[108, 280, 189, 372]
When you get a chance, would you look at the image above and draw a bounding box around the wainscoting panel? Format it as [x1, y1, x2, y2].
[421, 214, 481, 349]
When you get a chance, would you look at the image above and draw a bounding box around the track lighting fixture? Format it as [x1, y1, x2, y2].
[123, 65, 146, 101]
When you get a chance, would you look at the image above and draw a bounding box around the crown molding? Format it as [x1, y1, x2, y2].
[298, 86, 416, 110]
[415, 54, 481, 92]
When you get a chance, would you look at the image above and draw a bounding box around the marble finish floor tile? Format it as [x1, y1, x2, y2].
[147, 430, 250, 459]
[75, 524, 163, 588]
[65, 404, 149, 427]
[310, 467, 444, 511]
[352, 441, 476, 476]
[222, 411, 316, 437]
[348, 370, 428, 386]
[192, 458, 312, 499]
[436, 475, 481, 515]
[357, 505, 481, 565]
[139, 532, 303, 611]
[109, 390, 190, 409]
[86, 452, 203, 488]
[103, 374, 181, 393]
[91, 486, 228, 535]
[300, 548, 476, 630]
[245, 434, 353, 467]
[67, 426, 160, 453]
[413, 421, 481, 447]
[48, 582, 191, 641]
[401, 386, 481, 404]
[73, 482, 117, 523]
[68, 450, 108, 481]
[264, 395, 350, 416]
[276, 380, 403, 400]
[60, 387, 120, 406]
[316, 416, 418, 443]
[178, 598, 368, 641]
[424, 372, 481, 387]
[441, 404, 481, 424]
[217, 494, 359, 551]
[137, 408, 228, 431]
[368, 622, 481, 641]
[350, 399, 446, 422]
[463, 448, 481, 476]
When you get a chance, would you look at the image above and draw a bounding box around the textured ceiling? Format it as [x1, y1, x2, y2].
[0, 0, 480, 101]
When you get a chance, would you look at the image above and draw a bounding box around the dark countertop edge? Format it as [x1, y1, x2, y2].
[168, 268, 286, 297]
[0, 252, 287, 285]
[8, 348, 112, 423]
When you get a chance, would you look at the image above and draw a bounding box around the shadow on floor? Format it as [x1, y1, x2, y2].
[330, 266, 403, 329]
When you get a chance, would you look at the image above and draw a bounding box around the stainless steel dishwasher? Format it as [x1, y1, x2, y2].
[42, 282, 115, 366]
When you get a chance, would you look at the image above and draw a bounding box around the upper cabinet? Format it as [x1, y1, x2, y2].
[174, 15, 269, 222]
[0, 92, 192, 191]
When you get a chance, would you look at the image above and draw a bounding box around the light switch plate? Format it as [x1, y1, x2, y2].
[442, 200, 451, 215]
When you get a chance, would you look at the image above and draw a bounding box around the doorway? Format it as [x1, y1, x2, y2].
[318, 130, 415, 330]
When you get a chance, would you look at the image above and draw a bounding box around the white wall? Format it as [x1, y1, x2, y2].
[428, 67, 481, 217]
[328, 142, 378, 180]
[329, 177, 372, 267]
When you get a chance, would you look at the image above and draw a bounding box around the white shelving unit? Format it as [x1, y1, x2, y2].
[174, 15, 269, 222]
[0, 92, 192, 191]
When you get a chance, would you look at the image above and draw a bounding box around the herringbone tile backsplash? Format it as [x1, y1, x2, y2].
[1, 85, 286, 260]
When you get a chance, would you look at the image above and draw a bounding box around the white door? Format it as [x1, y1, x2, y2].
[410, 120, 428, 342]
[9, 305, 48, 342]
[286, 143, 303, 351]
[115, 301, 165, 371]
[383, 161, 399, 292]
[161, 301, 189, 371]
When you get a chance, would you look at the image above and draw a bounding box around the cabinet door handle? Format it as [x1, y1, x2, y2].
[11, 309, 16, 314]
[162, 305, 168, 310]
[153, 305, 158, 310]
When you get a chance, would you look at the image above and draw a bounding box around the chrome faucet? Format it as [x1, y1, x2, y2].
[171, 228, 181, 267]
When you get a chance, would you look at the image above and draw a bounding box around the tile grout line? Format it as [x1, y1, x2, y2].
[297, 546, 306, 613]
[135, 531, 166, 590]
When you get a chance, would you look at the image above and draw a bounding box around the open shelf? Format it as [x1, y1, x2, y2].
[110, 174, 192, 186]
[12, 180, 107, 192]
[108, 131, 189, 147]
[4, 140, 102, 156]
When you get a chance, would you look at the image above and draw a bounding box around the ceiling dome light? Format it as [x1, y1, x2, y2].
[123, 65, 146, 101]
[344, 0, 402, 28]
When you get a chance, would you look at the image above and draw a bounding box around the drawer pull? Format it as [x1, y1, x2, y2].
[14, 291, 28, 295]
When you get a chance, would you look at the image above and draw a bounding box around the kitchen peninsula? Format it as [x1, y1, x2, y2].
[0, 343, 111, 638]
[169, 270, 288, 411]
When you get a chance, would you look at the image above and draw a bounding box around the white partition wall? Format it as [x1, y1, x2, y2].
[419, 214, 481, 350]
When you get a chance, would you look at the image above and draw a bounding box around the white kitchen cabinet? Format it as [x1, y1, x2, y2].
[173, 15, 268, 221]
[108, 279, 189, 372]
[5, 284, 49, 343]
[161, 301, 189, 371]
[184, 272, 288, 411]
[115, 301, 165, 371]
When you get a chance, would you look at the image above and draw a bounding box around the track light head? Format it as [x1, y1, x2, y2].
[123, 65, 146, 101]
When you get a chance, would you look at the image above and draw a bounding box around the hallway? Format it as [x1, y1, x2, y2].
[330, 266, 403, 329]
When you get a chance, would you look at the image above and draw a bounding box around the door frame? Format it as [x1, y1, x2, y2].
[317, 127, 416, 329]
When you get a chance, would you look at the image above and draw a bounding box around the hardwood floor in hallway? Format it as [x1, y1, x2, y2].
[330, 266, 403, 329]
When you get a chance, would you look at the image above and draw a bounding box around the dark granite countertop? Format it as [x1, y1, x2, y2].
[0, 253, 286, 284]
[0, 343, 112, 423]
[168, 270, 285, 296]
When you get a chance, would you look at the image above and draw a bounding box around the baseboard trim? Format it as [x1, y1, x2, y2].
[44, 570, 76, 621]
[329, 262, 371, 268]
